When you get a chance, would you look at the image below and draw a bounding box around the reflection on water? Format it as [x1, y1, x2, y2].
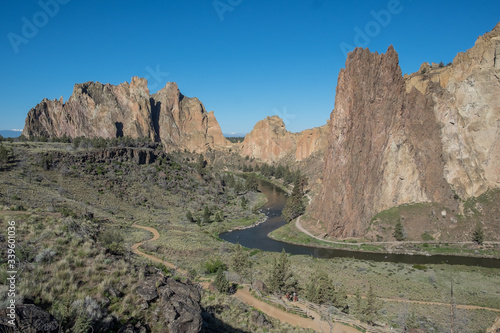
[220, 180, 500, 268]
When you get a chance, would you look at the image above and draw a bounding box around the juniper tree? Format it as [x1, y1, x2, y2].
[231, 243, 250, 282]
[282, 173, 307, 222]
[214, 267, 230, 293]
[266, 249, 297, 294]
[472, 222, 484, 245]
[203, 206, 211, 224]
[393, 219, 405, 241]
[363, 284, 378, 325]
[0, 143, 8, 168]
[245, 173, 259, 191]
[354, 288, 362, 315]
[215, 211, 223, 222]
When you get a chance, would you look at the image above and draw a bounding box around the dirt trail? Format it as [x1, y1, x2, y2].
[131, 223, 187, 275]
[296, 216, 500, 246]
[131, 223, 362, 333]
[378, 297, 500, 312]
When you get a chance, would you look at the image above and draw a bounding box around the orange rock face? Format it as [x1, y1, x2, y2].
[23, 78, 228, 152]
[240, 116, 327, 163]
[311, 23, 500, 238]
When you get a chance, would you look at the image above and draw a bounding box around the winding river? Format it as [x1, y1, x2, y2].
[220, 179, 500, 268]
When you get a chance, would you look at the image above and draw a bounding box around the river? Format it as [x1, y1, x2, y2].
[220, 179, 500, 268]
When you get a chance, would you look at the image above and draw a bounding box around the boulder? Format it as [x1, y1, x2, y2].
[157, 278, 202, 333]
[252, 280, 268, 294]
[136, 276, 162, 302]
[251, 310, 273, 328]
[0, 304, 59, 333]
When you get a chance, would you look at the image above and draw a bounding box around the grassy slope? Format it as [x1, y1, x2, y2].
[1, 141, 498, 332]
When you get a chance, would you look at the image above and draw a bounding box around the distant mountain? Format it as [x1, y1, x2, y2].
[223, 133, 247, 138]
[0, 130, 22, 138]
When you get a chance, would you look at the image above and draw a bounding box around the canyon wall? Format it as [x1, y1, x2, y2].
[311, 23, 500, 237]
[23, 78, 229, 153]
[240, 116, 328, 163]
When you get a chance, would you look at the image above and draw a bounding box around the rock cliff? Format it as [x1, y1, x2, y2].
[311, 23, 500, 237]
[240, 116, 327, 162]
[23, 78, 229, 153]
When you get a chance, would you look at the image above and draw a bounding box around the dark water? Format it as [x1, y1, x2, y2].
[220, 180, 500, 268]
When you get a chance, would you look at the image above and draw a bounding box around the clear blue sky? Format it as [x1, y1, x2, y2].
[1, 0, 498, 135]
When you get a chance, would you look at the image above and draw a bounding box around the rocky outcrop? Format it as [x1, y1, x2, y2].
[405, 22, 500, 199]
[294, 124, 328, 161]
[151, 82, 229, 152]
[157, 278, 202, 333]
[136, 276, 202, 333]
[311, 22, 500, 237]
[23, 79, 229, 153]
[0, 304, 60, 333]
[47, 145, 164, 166]
[240, 116, 295, 162]
[240, 116, 327, 162]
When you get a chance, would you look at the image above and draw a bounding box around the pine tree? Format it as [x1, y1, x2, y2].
[203, 206, 211, 224]
[231, 243, 249, 281]
[393, 219, 405, 241]
[282, 173, 307, 222]
[305, 270, 335, 304]
[472, 222, 484, 245]
[354, 288, 362, 315]
[245, 173, 259, 191]
[214, 267, 230, 293]
[334, 285, 349, 313]
[196, 154, 207, 174]
[215, 211, 223, 222]
[186, 211, 195, 223]
[266, 249, 295, 294]
[363, 284, 378, 325]
[0, 143, 8, 168]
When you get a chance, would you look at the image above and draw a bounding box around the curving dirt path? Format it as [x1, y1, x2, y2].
[296, 216, 500, 247]
[378, 297, 500, 312]
[131, 223, 500, 333]
[131, 223, 187, 275]
[131, 223, 362, 333]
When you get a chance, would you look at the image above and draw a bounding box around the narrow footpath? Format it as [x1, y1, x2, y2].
[131, 223, 362, 333]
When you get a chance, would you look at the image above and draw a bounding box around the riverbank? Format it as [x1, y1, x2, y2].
[268, 216, 500, 261]
[216, 179, 500, 331]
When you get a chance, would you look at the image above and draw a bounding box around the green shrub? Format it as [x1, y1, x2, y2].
[204, 258, 227, 274]
[412, 264, 427, 270]
[421, 232, 434, 241]
[99, 228, 124, 255]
